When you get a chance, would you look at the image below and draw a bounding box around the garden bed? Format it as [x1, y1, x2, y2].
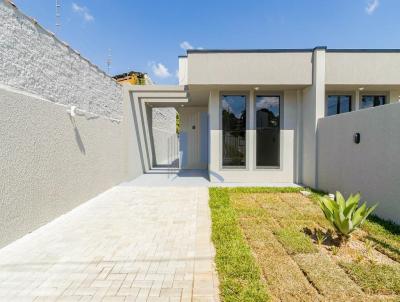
[209, 188, 400, 301]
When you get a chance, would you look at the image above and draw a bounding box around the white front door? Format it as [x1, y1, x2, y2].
[179, 107, 208, 169]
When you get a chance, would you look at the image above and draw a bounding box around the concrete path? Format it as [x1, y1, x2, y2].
[126, 169, 299, 188]
[0, 186, 219, 302]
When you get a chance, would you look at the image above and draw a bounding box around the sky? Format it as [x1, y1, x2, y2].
[12, 0, 400, 84]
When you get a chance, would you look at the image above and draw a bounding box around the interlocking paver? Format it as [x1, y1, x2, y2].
[0, 186, 219, 301]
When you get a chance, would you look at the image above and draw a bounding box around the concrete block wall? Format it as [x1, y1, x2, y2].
[0, 1, 122, 120]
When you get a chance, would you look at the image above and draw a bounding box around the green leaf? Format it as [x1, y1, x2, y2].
[345, 193, 360, 208]
[317, 191, 377, 239]
[353, 203, 367, 227]
[336, 191, 346, 211]
[359, 204, 378, 226]
[344, 202, 358, 219]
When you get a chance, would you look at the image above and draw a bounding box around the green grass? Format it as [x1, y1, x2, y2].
[209, 188, 269, 302]
[306, 190, 400, 261]
[274, 227, 318, 255]
[209, 187, 400, 301]
[362, 215, 400, 262]
[223, 187, 302, 194]
[339, 262, 400, 295]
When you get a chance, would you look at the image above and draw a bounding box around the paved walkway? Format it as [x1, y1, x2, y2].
[0, 186, 219, 302]
[126, 169, 299, 188]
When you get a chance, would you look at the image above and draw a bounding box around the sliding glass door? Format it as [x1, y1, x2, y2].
[256, 95, 280, 168]
[221, 95, 246, 168]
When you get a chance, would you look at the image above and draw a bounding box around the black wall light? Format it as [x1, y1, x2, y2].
[354, 132, 361, 144]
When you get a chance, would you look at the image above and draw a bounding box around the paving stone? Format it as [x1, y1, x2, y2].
[0, 186, 219, 301]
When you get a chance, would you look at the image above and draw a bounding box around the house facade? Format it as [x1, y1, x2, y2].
[154, 47, 399, 187]
[124, 47, 400, 186]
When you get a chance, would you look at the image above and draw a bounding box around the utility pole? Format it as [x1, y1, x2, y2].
[106, 48, 112, 74]
[55, 0, 61, 32]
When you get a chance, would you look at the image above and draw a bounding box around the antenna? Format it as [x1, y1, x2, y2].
[55, 0, 61, 31]
[106, 48, 112, 74]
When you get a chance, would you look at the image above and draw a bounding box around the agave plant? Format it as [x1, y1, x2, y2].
[318, 192, 377, 242]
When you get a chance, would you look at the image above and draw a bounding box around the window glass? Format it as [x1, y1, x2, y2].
[327, 95, 351, 116]
[221, 95, 246, 167]
[361, 95, 386, 109]
[256, 96, 280, 167]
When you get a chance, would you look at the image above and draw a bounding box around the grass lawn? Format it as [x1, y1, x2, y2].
[209, 187, 400, 302]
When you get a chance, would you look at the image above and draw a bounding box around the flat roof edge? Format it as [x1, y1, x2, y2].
[187, 48, 400, 54]
[327, 49, 400, 53]
[187, 49, 314, 54]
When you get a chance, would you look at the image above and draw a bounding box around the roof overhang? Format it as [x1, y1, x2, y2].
[123, 84, 189, 107]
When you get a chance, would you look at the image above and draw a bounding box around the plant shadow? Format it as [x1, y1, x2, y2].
[303, 227, 341, 247]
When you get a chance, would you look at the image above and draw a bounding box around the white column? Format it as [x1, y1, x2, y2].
[296, 90, 303, 184]
[208, 90, 220, 182]
[355, 89, 360, 110]
[301, 47, 326, 188]
[248, 89, 255, 170]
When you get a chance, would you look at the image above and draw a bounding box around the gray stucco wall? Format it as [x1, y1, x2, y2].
[0, 1, 146, 247]
[0, 87, 126, 247]
[0, 1, 122, 120]
[317, 103, 400, 224]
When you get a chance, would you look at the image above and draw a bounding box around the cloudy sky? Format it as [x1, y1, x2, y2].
[12, 0, 397, 84]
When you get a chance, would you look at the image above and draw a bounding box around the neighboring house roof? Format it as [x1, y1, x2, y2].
[113, 71, 153, 85]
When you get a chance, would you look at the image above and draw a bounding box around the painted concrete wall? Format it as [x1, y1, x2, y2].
[317, 103, 400, 224]
[124, 85, 188, 173]
[0, 1, 122, 120]
[208, 89, 298, 183]
[178, 57, 188, 85]
[187, 52, 313, 85]
[326, 52, 400, 85]
[0, 86, 126, 247]
[122, 89, 146, 181]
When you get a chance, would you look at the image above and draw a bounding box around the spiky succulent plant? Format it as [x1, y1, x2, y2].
[318, 192, 377, 240]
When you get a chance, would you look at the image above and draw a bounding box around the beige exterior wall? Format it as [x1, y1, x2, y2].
[326, 52, 400, 85]
[187, 52, 313, 85]
[317, 103, 400, 224]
